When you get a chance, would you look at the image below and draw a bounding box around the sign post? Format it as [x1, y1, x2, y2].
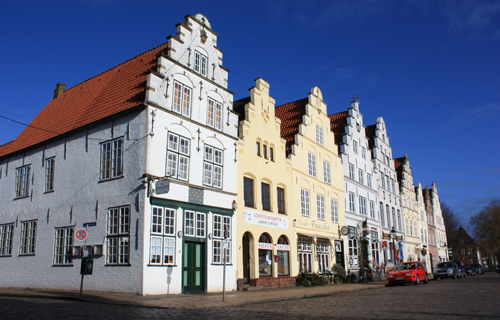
[75, 228, 90, 296]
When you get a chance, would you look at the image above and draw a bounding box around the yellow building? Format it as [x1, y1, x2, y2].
[234, 79, 297, 289]
[276, 87, 346, 274]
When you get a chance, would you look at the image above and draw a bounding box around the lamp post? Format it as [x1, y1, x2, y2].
[390, 227, 397, 263]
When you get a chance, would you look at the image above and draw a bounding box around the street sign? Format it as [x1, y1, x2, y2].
[224, 239, 230, 249]
[83, 222, 97, 227]
[156, 179, 170, 195]
[75, 229, 88, 241]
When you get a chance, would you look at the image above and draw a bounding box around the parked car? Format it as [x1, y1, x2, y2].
[453, 259, 466, 278]
[465, 265, 476, 276]
[387, 261, 428, 286]
[433, 261, 460, 280]
[471, 263, 484, 275]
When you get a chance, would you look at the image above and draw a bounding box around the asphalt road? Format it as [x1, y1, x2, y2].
[2, 272, 499, 319]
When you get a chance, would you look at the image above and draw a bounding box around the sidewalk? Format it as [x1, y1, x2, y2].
[0, 281, 386, 309]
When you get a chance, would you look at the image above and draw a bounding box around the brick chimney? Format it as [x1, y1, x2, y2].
[53, 83, 66, 99]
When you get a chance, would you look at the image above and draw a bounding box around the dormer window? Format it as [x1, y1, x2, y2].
[194, 50, 208, 77]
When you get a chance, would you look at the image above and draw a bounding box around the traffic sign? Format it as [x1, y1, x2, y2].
[75, 229, 88, 241]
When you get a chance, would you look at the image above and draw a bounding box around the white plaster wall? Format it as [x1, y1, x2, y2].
[0, 109, 149, 294]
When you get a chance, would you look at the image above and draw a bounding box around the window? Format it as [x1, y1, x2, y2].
[172, 81, 192, 117]
[207, 98, 223, 130]
[317, 239, 329, 273]
[397, 209, 402, 231]
[348, 237, 358, 266]
[53, 227, 73, 265]
[45, 157, 55, 192]
[381, 173, 386, 188]
[194, 50, 208, 77]
[203, 145, 223, 188]
[392, 208, 396, 230]
[301, 189, 310, 217]
[261, 182, 271, 211]
[107, 206, 130, 265]
[392, 180, 396, 194]
[362, 147, 366, 159]
[317, 194, 325, 220]
[298, 236, 312, 273]
[270, 146, 274, 161]
[263, 144, 268, 159]
[358, 169, 364, 184]
[20, 220, 37, 255]
[0, 223, 14, 256]
[185, 211, 205, 238]
[213, 215, 232, 264]
[100, 138, 123, 181]
[349, 192, 356, 212]
[15, 165, 30, 198]
[380, 203, 385, 227]
[259, 234, 273, 276]
[277, 236, 290, 275]
[244, 177, 254, 207]
[277, 187, 285, 214]
[150, 207, 175, 265]
[367, 174, 372, 188]
[308, 153, 316, 177]
[370, 200, 375, 219]
[256, 140, 261, 156]
[386, 205, 391, 227]
[353, 140, 358, 154]
[386, 176, 391, 192]
[316, 124, 323, 145]
[323, 161, 331, 184]
[331, 199, 338, 223]
[167, 132, 190, 181]
[359, 197, 367, 216]
[371, 241, 379, 265]
[349, 164, 355, 179]
[461, 248, 466, 255]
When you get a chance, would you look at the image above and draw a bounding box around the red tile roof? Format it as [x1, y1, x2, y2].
[0, 43, 169, 159]
[328, 111, 348, 145]
[275, 98, 308, 155]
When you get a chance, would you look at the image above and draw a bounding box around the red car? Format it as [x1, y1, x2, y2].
[387, 261, 428, 286]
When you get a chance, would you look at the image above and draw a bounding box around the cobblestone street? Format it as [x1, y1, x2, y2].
[2, 273, 499, 319]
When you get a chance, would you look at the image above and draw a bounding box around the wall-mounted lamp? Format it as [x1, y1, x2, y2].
[177, 231, 183, 238]
[232, 200, 237, 210]
[208, 233, 213, 240]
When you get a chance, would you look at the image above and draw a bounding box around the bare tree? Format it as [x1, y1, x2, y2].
[441, 201, 463, 248]
[469, 199, 500, 268]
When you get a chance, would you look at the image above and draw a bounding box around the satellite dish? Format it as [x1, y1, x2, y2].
[340, 226, 349, 236]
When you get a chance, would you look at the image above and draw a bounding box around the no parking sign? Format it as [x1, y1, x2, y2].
[75, 229, 88, 241]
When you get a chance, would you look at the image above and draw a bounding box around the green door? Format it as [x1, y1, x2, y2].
[183, 241, 205, 292]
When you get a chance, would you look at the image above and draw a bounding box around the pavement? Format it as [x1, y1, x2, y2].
[0, 280, 387, 309]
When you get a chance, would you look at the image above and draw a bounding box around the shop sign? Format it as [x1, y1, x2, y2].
[295, 219, 330, 231]
[277, 244, 289, 251]
[258, 242, 273, 250]
[381, 240, 389, 250]
[244, 210, 289, 229]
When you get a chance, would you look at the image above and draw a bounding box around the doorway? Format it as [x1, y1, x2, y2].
[183, 241, 205, 292]
[243, 233, 250, 284]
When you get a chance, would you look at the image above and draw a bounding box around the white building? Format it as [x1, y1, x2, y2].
[330, 99, 380, 275]
[415, 183, 430, 273]
[0, 14, 239, 295]
[366, 117, 404, 264]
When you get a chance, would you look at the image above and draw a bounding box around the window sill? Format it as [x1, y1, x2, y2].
[211, 263, 233, 266]
[98, 175, 124, 183]
[44, 190, 54, 194]
[147, 264, 177, 267]
[0, 255, 13, 258]
[13, 195, 29, 201]
[18, 253, 36, 257]
[52, 264, 74, 267]
[104, 264, 131, 267]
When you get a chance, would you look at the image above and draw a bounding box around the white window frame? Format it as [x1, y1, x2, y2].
[100, 138, 123, 181]
[0, 223, 14, 256]
[207, 98, 223, 130]
[185, 211, 206, 238]
[308, 153, 316, 177]
[172, 81, 192, 117]
[331, 199, 338, 223]
[53, 226, 73, 266]
[317, 194, 325, 220]
[213, 215, 232, 264]
[316, 124, 324, 145]
[150, 206, 176, 265]
[349, 192, 356, 212]
[20, 220, 37, 255]
[358, 169, 364, 184]
[369, 200, 375, 219]
[194, 50, 208, 77]
[45, 157, 55, 192]
[203, 145, 223, 188]
[317, 239, 330, 273]
[15, 165, 30, 198]
[349, 164, 355, 179]
[323, 161, 331, 184]
[359, 197, 367, 216]
[301, 189, 310, 217]
[106, 206, 130, 266]
[353, 140, 358, 154]
[367, 174, 372, 188]
[362, 147, 366, 159]
[167, 132, 190, 181]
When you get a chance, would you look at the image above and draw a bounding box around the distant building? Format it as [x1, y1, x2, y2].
[415, 183, 430, 273]
[423, 182, 448, 269]
[452, 226, 477, 265]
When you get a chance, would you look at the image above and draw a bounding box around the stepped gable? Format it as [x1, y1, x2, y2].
[394, 157, 404, 183]
[0, 42, 169, 158]
[328, 111, 348, 145]
[275, 98, 308, 155]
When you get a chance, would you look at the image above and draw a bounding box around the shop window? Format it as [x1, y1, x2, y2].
[317, 239, 329, 273]
[258, 234, 273, 277]
[277, 236, 290, 276]
[298, 236, 312, 273]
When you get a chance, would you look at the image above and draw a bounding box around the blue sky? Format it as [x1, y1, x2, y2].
[1, 0, 499, 228]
